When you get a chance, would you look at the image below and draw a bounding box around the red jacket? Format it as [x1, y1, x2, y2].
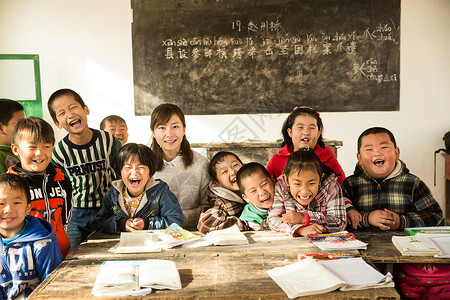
[266, 144, 346, 184]
[8, 163, 72, 258]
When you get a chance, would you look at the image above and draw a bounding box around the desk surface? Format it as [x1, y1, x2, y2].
[28, 230, 406, 300]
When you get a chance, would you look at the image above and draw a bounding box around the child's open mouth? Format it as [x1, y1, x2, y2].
[301, 137, 310, 142]
[260, 195, 271, 203]
[69, 119, 82, 127]
[129, 178, 141, 187]
[373, 159, 385, 166]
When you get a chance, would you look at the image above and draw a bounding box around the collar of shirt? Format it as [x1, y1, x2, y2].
[163, 154, 183, 167]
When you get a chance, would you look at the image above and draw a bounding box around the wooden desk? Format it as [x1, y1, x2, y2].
[29, 231, 399, 300]
[354, 229, 450, 274]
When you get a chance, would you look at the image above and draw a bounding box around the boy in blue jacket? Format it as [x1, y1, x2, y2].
[96, 143, 183, 233]
[0, 173, 63, 299]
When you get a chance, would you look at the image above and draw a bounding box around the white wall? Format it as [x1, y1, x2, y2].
[1, 0, 449, 213]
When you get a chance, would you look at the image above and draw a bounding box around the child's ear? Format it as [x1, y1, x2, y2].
[54, 120, 62, 129]
[84, 105, 90, 116]
[242, 193, 249, 202]
[283, 174, 288, 186]
[11, 144, 19, 156]
[0, 123, 6, 136]
[395, 147, 400, 160]
[357, 153, 363, 166]
[25, 203, 32, 215]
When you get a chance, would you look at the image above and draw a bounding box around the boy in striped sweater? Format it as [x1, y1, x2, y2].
[48, 89, 122, 252]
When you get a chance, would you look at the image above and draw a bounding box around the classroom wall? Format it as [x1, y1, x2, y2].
[1, 0, 449, 214]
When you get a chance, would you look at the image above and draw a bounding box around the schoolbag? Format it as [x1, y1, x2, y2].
[394, 263, 450, 299]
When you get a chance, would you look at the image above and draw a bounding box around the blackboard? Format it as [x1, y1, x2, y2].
[131, 0, 400, 115]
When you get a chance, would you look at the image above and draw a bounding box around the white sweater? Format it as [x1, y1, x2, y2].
[154, 151, 210, 230]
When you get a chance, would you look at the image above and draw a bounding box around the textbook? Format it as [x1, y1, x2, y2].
[109, 231, 162, 253]
[92, 259, 182, 297]
[267, 257, 393, 299]
[206, 224, 249, 246]
[306, 232, 368, 250]
[391, 236, 443, 256]
[405, 226, 450, 237]
[158, 223, 201, 248]
[428, 236, 450, 258]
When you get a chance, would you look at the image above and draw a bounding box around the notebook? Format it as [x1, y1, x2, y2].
[391, 235, 443, 256]
[267, 257, 393, 298]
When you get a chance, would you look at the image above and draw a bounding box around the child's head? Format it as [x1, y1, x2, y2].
[11, 117, 55, 174]
[0, 98, 25, 145]
[209, 151, 243, 192]
[357, 127, 399, 180]
[0, 173, 32, 238]
[236, 162, 274, 208]
[281, 106, 324, 152]
[283, 148, 325, 206]
[100, 115, 128, 144]
[116, 143, 156, 197]
[47, 89, 90, 134]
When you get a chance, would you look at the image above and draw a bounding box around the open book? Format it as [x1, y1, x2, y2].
[92, 260, 182, 297]
[206, 224, 249, 246]
[306, 232, 368, 250]
[267, 257, 393, 299]
[392, 235, 448, 257]
[158, 223, 201, 248]
[109, 231, 162, 253]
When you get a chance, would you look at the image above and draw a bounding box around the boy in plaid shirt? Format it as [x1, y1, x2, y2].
[342, 127, 443, 230]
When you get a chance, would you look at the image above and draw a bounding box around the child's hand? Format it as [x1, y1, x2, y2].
[347, 209, 362, 229]
[281, 211, 305, 224]
[298, 224, 325, 236]
[368, 209, 400, 230]
[125, 218, 145, 231]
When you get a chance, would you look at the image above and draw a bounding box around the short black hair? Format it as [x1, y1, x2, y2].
[357, 127, 397, 153]
[47, 88, 86, 123]
[116, 143, 157, 178]
[0, 98, 24, 126]
[12, 116, 55, 146]
[236, 162, 272, 194]
[208, 151, 243, 181]
[100, 115, 127, 130]
[0, 173, 31, 204]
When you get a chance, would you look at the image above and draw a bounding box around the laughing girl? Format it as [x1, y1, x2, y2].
[267, 148, 347, 237]
[96, 143, 183, 233]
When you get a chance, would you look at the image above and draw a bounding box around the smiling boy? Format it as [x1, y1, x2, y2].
[8, 117, 72, 258]
[197, 152, 249, 233]
[48, 89, 122, 251]
[0, 173, 62, 299]
[236, 162, 275, 230]
[100, 115, 129, 144]
[342, 127, 443, 230]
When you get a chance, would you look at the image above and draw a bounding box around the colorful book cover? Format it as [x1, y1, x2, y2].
[306, 232, 356, 243]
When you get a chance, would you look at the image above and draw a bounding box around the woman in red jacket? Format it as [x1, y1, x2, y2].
[266, 106, 346, 184]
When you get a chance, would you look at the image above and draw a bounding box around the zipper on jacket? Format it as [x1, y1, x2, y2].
[43, 174, 51, 223]
[1, 244, 7, 257]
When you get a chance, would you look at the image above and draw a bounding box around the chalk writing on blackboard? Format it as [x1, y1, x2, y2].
[132, 0, 400, 115]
